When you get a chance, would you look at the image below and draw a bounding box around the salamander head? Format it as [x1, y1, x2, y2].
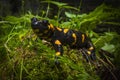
[31, 17, 49, 32]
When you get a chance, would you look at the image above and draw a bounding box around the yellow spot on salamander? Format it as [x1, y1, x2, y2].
[57, 27, 62, 31]
[72, 33, 77, 45]
[82, 34, 85, 43]
[49, 24, 54, 31]
[48, 25, 51, 29]
[55, 40, 61, 45]
[88, 47, 94, 51]
[63, 29, 69, 34]
[56, 52, 61, 56]
[87, 51, 91, 55]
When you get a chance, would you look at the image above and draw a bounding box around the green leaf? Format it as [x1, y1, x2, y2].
[65, 12, 76, 18]
[63, 6, 79, 11]
[77, 14, 87, 18]
[102, 43, 115, 53]
[42, 1, 79, 10]
[42, 1, 67, 7]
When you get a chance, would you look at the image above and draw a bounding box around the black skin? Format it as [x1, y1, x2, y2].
[31, 17, 96, 64]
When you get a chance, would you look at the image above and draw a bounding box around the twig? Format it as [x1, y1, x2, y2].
[97, 56, 118, 80]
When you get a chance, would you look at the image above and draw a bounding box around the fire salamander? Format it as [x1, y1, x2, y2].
[31, 17, 96, 64]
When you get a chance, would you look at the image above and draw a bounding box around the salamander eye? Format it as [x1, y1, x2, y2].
[31, 17, 38, 22]
[42, 20, 49, 24]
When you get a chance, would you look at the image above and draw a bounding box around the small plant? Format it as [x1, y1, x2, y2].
[42, 1, 79, 26]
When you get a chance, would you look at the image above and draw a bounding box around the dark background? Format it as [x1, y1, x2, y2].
[0, 0, 120, 17]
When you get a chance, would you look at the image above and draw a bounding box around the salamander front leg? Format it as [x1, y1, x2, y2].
[53, 40, 63, 65]
[87, 41, 96, 61]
